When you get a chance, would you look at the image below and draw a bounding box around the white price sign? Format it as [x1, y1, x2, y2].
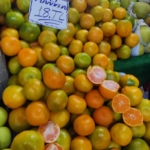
[28, 0, 69, 30]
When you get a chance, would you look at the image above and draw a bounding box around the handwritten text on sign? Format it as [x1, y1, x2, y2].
[28, 0, 69, 30]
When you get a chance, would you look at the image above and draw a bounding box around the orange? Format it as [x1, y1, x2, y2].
[19, 22, 40, 42]
[106, 58, 114, 70]
[1, 36, 21, 56]
[73, 114, 95, 136]
[17, 66, 42, 86]
[124, 33, 140, 48]
[98, 41, 111, 56]
[0, 27, 19, 39]
[45, 143, 63, 150]
[61, 76, 76, 96]
[144, 122, 150, 140]
[50, 109, 70, 128]
[93, 106, 113, 126]
[67, 22, 76, 36]
[124, 138, 149, 150]
[71, 136, 92, 150]
[25, 101, 50, 126]
[121, 86, 143, 106]
[23, 78, 45, 101]
[68, 7, 80, 24]
[2, 85, 26, 109]
[116, 44, 131, 59]
[106, 70, 118, 82]
[71, 0, 87, 13]
[83, 41, 99, 57]
[7, 74, 19, 86]
[90, 5, 104, 22]
[122, 107, 143, 127]
[46, 90, 68, 112]
[99, 0, 110, 8]
[38, 121, 60, 143]
[79, 13, 95, 29]
[74, 74, 93, 93]
[10, 130, 44, 150]
[38, 30, 57, 47]
[16, 0, 30, 13]
[59, 45, 69, 55]
[20, 40, 30, 48]
[67, 94, 87, 114]
[85, 89, 104, 109]
[71, 68, 87, 78]
[92, 53, 109, 69]
[56, 55, 75, 74]
[43, 66, 66, 90]
[17, 48, 38, 67]
[111, 18, 119, 25]
[89, 126, 111, 150]
[116, 20, 132, 37]
[8, 107, 30, 133]
[87, 26, 103, 44]
[102, 8, 113, 22]
[74, 52, 92, 68]
[99, 80, 120, 99]
[32, 46, 47, 68]
[110, 123, 132, 146]
[130, 123, 146, 138]
[108, 51, 117, 61]
[87, 65, 106, 84]
[109, 34, 122, 49]
[5, 11, 25, 29]
[136, 99, 150, 122]
[85, 0, 99, 6]
[113, 7, 127, 20]
[57, 29, 73, 46]
[42, 26, 58, 34]
[105, 140, 121, 150]
[101, 22, 116, 37]
[68, 39, 83, 56]
[55, 129, 71, 150]
[8, 56, 22, 75]
[41, 43, 60, 62]
[75, 29, 88, 44]
[119, 74, 139, 87]
[111, 94, 130, 113]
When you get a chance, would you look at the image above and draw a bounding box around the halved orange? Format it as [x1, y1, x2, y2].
[38, 121, 60, 143]
[87, 65, 106, 84]
[111, 94, 130, 113]
[122, 107, 143, 127]
[99, 80, 120, 99]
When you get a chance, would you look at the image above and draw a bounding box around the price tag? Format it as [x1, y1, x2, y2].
[28, 0, 69, 30]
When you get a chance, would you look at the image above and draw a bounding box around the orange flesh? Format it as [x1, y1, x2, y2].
[122, 107, 143, 127]
[87, 66, 106, 84]
[38, 121, 60, 143]
[112, 94, 130, 113]
[103, 80, 119, 91]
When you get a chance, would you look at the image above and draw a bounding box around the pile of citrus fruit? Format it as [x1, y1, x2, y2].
[0, 0, 150, 150]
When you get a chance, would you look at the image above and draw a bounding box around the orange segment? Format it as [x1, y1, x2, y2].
[111, 94, 130, 113]
[122, 107, 143, 127]
[99, 80, 120, 99]
[38, 121, 60, 143]
[87, 65, 106, 84]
